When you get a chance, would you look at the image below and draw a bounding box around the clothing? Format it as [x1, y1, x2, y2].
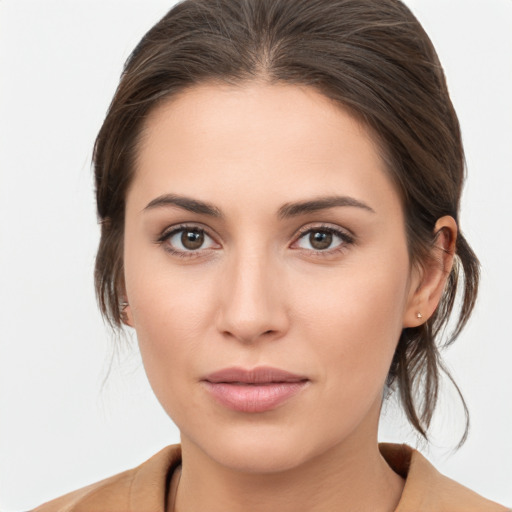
[32, 443, 509, 512]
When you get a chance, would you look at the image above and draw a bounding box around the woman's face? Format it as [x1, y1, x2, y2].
[123, 83, 421, 473]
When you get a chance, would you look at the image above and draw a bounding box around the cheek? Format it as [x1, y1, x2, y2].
[122, 239, 220, 407]
[123, 223, 219, 338]
[127, 266, 220, 362]
[126, 278, 213, 430]
[291, 252, 410, 391]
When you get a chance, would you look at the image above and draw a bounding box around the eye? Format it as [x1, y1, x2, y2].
[159, 225, 218, 255]
[293, 226, 353, 253]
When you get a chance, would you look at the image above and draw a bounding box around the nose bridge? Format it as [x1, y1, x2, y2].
[216, 243, 287, 343]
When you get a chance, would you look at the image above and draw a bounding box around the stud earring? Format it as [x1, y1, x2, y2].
[416, 312, 423, 319]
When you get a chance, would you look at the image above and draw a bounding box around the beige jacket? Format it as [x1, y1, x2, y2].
[33, 443, 509, 512]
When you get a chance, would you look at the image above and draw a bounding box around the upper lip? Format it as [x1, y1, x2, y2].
[203, 366, 309, 384]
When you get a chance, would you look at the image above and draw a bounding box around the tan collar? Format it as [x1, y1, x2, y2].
[34, 443, 509, 511]
[379, 443, 509, 512]
[157, 443, 508, 512]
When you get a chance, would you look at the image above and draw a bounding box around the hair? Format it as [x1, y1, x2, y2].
[93, 0, 479, 444]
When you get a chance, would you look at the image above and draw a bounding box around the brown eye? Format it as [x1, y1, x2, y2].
[162, 226, 217, 254]
[181, 230, 204, 250]
[294, 226, 353, 253]
[309, 231, 332, 250]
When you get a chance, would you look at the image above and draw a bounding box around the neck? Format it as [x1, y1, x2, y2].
[173, 421, 404, 512]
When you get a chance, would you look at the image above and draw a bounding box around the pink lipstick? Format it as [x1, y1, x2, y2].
[202, 367, 309, 413]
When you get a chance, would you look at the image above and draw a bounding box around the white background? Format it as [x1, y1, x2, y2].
[0, 1, 511, 510]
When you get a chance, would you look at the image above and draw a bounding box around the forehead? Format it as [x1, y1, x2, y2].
[130, 82, 400, 216]
[138, 82, 378, 158]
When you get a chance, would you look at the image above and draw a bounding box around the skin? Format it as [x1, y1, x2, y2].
[122, 83, 456, 512]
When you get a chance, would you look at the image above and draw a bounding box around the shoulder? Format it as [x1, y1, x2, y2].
[31, 444, 181, 512]
[380, 443, 510, 512]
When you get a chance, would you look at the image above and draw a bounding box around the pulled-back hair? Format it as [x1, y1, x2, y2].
[93, 0, 479, 443]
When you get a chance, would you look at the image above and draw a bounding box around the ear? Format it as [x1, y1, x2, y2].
[403, 216, 457, 328]
[120, 299, 135, 328]
[117, 271, 135, 328]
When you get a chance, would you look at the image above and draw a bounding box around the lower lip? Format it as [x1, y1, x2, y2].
[203, 381, 308, 413]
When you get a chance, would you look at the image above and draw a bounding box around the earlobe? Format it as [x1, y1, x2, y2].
[118, 275, 134, 328]
[120, 300, 135, 327]
[403, 216, 457, 328]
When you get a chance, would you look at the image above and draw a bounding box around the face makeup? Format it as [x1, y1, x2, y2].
[124, 83, 417, 474]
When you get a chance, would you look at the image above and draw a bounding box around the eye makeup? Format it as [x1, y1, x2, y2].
[155, 221, 356, 260]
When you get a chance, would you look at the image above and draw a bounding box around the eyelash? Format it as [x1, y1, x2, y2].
[156, 224, 217, 259]
[292, 224, 355, 257]
[156, 223, 355, 258]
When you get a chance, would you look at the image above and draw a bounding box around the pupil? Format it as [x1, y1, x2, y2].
[181, 230, 204, 250]
[310, 231, 332, 250]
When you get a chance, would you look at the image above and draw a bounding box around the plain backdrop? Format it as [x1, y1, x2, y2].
[1, 0, 511, 510]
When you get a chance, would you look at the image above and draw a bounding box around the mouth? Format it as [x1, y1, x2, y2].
[202, 366, 309, 413]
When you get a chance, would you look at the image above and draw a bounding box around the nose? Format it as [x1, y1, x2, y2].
[215, 249, 289, 344]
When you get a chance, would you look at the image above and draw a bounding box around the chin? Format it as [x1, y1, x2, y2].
[210, 434, 313, 474]
[182, 419, 349, 475]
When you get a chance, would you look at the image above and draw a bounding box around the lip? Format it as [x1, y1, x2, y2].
[202, 366, 309, 413]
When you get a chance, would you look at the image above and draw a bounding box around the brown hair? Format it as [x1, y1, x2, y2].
[93, 0, 479, 443]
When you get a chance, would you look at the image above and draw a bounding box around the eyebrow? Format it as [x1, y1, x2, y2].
[278, 195, 375, 218]
[144, 194, 223, 217]
[143, 193, 375, 218]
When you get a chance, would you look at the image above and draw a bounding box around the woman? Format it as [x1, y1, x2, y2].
[19, 0, 509, 510]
